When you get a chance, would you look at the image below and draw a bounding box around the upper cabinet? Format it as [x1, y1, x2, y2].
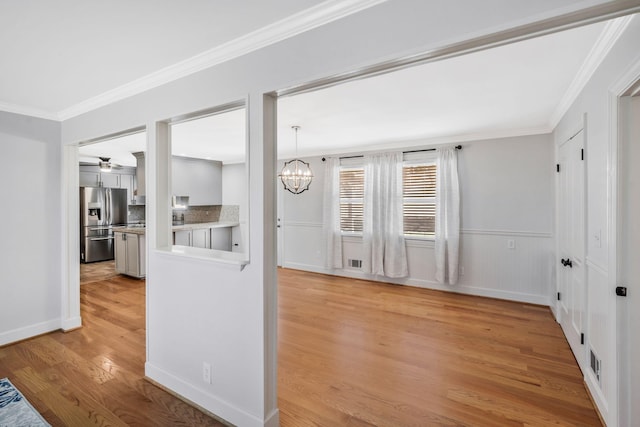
[79, 171, 100, 187]
[79, 165, 137, 203]
[172, 156, 222, 206]
[133, 152, 145, 197]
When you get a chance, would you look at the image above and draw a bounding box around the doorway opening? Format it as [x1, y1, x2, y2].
[167, 104, 248, 254]
[77, 129, 147, 285]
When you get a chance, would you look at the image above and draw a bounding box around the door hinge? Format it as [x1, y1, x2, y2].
[556, 164, 560, 173]
[557, 292, 561, 301]
[616, 286, 628, 297]
[581, 148, 584, 160]
[581, 333, 585, 345]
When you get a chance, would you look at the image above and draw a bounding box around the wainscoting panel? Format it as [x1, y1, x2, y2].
[281, 221, 324, 269]
[584, 257, 612, 415]
[281, 222, 553, 305]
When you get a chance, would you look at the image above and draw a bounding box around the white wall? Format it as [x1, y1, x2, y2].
[0, 111, 62, 345]
[553, 14, 640, 427]
[57, 1, 630, 426]
[280, 134, 554, 304]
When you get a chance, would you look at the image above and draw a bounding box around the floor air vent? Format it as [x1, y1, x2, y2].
[590, 349, 601, 383]
[348, 259, 362, 269]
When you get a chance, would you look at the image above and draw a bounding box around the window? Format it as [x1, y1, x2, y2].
[339, 162, 437, 237]
[339, 168, 364, 232]
[403, 164, 436, 236]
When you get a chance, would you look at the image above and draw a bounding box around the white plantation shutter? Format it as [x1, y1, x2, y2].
[339, 168, 364, 232]
[339, 163, 437, 236]
[403, 164, 436, 236]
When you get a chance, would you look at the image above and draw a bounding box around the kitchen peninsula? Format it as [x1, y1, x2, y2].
[114, 220, 239, 278]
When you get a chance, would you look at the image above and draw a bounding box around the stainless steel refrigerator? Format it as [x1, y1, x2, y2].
[80, 187, 128, 263]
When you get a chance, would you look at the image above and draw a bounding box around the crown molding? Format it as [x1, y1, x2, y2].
[549, 15, 634, 128]
[292, 125, 553, 160]
[57, 0, 387, 121]
[0, 101, 59, 121]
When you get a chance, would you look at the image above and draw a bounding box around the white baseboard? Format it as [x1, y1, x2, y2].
[282, 262, 550, 306]
[0, 318, 61, 347]
[145, 362, 270, 427]
[61, 316, 82, 331]
[264, 409, 280, 427]
[584, 369, 610, 425]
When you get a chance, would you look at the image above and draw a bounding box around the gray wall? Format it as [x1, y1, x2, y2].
[0, 111, 62, 345]
[279, 134, 555, 304]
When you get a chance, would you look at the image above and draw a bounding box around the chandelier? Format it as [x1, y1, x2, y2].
[279, 126, 313, 194]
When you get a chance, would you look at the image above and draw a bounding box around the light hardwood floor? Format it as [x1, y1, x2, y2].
[0, 268, 601, 426]
[277, 268, 602, 426]
[80, 260, 120, 284]
[0, 275, 224, 426]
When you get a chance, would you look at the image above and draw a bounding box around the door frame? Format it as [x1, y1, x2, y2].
[610, 57, 640, 427]
[61, 145, 82, 331]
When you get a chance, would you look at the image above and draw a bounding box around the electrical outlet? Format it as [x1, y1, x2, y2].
[203, 362, 211, 384]
[507, 239, 515, 250]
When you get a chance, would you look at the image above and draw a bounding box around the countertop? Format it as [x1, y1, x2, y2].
[115, 221, 238, 235]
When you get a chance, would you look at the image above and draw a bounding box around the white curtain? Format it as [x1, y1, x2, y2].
[435, 147, 460, 285]
[322, 157, 343, 269]
[362, 152, 408, 278]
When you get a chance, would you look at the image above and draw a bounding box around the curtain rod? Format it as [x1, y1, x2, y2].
[322, 145, 462, 161]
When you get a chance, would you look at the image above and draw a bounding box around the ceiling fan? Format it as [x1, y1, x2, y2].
[96, 156, 122, 172]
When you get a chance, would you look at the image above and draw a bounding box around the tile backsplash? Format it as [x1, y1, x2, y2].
[175, 205, 221, 223]
[127, 204, 240, 224]
[128, 205, 145, 222]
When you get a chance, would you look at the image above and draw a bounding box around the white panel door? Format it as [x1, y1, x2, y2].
[619, 95, 640, 426]
[557, 129, 586, 371]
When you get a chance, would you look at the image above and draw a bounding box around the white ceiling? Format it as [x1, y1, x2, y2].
[0, 0, 378, 119]
[0, 2, 631, 165]
[278, 18, 612, 158]
[79, 17, 620, 166]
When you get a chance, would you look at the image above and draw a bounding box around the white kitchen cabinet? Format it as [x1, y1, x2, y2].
[173, 228, 210, 249]
[120, 174, 135, 203]
[114, 232, 145, 278]
[79, 165, 136, 195]
[211, 227, 231, 251]
[173, 230, 191, 246]
[80, 171, 100, 187]
[172, 156, 222, 205]
[133, 152, 145, 197]
[115, 232, 127, 273]
[192, 228, 210, 249]
[100, 173, 120, 188]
